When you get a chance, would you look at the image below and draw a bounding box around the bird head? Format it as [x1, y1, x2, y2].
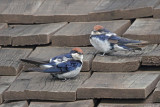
[70, 47, 83, 62]
[91, 25, 110, 35]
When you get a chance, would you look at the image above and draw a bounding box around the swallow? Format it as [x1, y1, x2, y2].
[21, 47, 83, 80]
[90, 25, 148, 56]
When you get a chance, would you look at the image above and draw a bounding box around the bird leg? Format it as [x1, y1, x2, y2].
[87, 50, 99, 55]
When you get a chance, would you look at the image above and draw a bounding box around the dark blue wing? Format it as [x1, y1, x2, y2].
[41, 60, 82, 74]
[108, 35, 141, 45]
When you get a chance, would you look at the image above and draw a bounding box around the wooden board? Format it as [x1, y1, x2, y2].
[0, 48, 32, 76]
[0, 76, 16, 104]
[77, 73, 160, 99]
[142, 45, 160, 66]
[123, 18, 160, 44]
[0, 23, 67, 46]
[12, 23, 67, 46]
[0, 0, 45, 23]
[98, 103, 160, 107]
[29, 100, 93, 107]
[26, 46, 96, 71]
[89, 0, 159, 21]
[0, 25, 30, 46]
[153, 81, 160, 102]
[153, 4, 160, 18]
[33, 0, 99, 23]
[4, 72, 90, 101]
[92, 45, 157, 72]
[0, 101, 28, 107]
[51, 20, 131, 46]
[0, 23, 7, 30]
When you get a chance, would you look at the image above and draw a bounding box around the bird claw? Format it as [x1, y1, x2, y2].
[61, 78, 69, 82]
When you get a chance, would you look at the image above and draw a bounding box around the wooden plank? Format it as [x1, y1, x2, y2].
[0, 23, 67, 46]
[29, 100, 93, 107]
[77, 73, 160, 99]
[123, 18, 160, 44]
[33, 0, 100, 23]
[92, 45, 157, 72]
[0, 48, 32, 76]
[153, 81, 160, 102]
[153, 4, 160, 18]
[89, 0, 159, 21]
[51, 20, 131, 46]
[0, 76, 16, 104]
[0, 0, 45, 23]
[0, 25, 30, 46]
[26, 46, 96, 71]
[0, 101, 28, 107]
[142, 45, 160, 66]
[0, 23, 7, 30]
[98, 103, 160, 107]
[4, 72, 90, 101]
[12, 23, 67, 46]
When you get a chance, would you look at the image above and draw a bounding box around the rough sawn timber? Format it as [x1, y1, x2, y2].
[29, 100, 94, 107]
[52, 20, 131, 46]
[77, 73, 160, 99]
[0, 48, 32, 76]
[4, 72, 90, 101]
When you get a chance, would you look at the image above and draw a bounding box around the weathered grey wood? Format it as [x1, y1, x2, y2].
[29, 100, 93, 107]
[0, 0, 45, 23]
[153, 81, 160, 102]
[52, 20, 131, 46]
[153, 4, 160, 18]
[0, 25, 30, 46]
[89, 0, 159, 21]
[12, 23, 67, 46]
[0, 76, 16, 104]
[123, 18, 160, 44]
[33, 0, 99, 23]
[77, 73, 160, 99]
[142, 45, 160, 66]
[4, 72, 90, 101]
[0, 101, 28, 107]
[0, 48, 32, 76]
[0, 23, 7, 30]
[92, 44, 157, 72]
[0, 23, 67, 46]
[26, 47, 96, 71]
[98, 103, 160, 107]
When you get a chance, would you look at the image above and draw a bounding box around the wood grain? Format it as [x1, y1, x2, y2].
[0, 0, 45, 23]
[52, 20, 131, 46]
[89, 0, 159, 21]
[123, 18, 160, 43]
[153, 4, 160, 18]
[0, 48, 32, 76]
[29, 100, 93, 107]
[153, 81, 160, 102]
[0, 23, 67, 46]
[0, 101, 28, 107]
[33, 0, 99, 23]
[77, 72, 160, 99]
[142, 45, 160, 66]
[98, 103, 160, 107]
[12, 23, 67, 46]
[0, 76, 16, 104]
[4, 72, 90, 101]
[92, 45, 157, 72]
[25, 46, 96, 71]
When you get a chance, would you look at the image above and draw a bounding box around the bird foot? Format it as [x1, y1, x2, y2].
[98, 52, 108, 56]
